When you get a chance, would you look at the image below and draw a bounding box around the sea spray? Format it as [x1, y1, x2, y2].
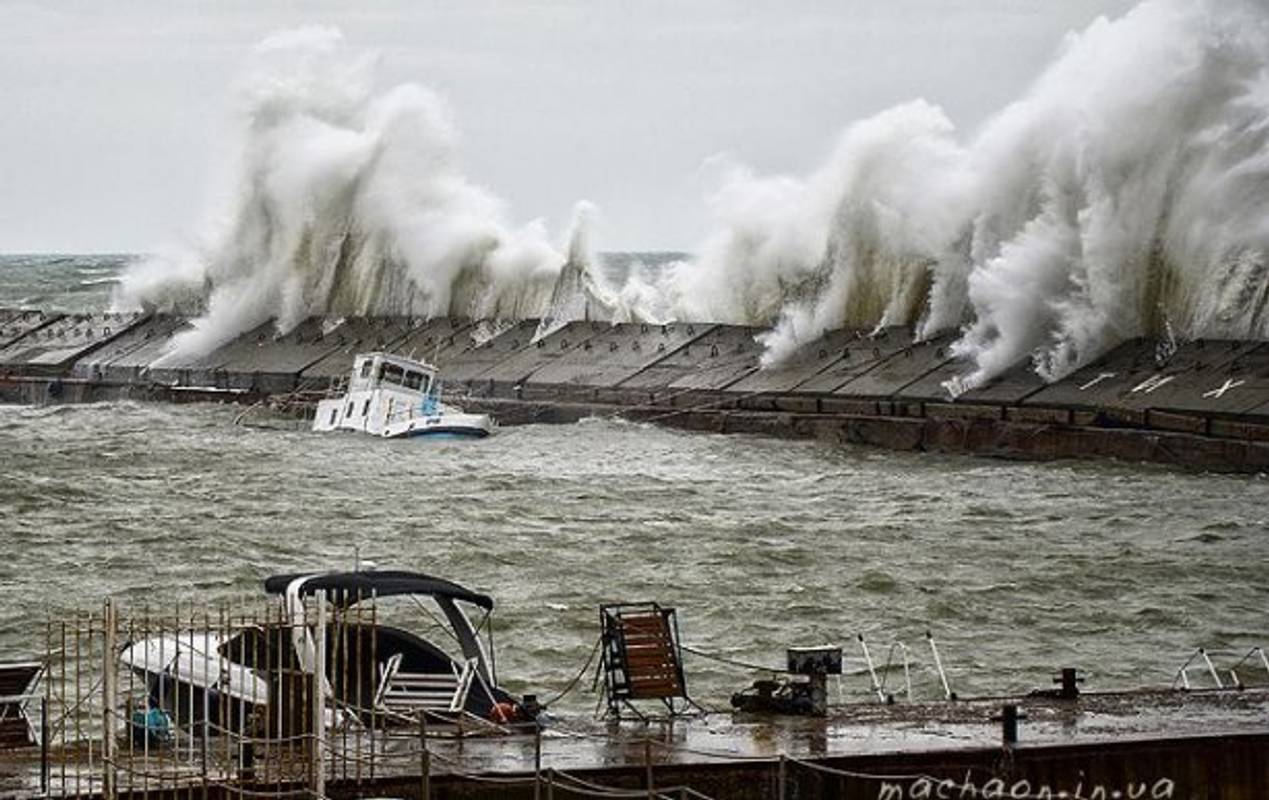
[533, 202, 653, 342]
[116, 3, 1269, 391]
[676, 0, 1269, 390]
[113, 26, 609, 361]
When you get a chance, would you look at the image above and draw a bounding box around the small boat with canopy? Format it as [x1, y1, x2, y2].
[118, 569, 525, 733]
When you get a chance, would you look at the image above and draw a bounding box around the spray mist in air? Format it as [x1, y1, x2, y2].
[117, 2, 1269, 392]
[673, 0, 1269, 390]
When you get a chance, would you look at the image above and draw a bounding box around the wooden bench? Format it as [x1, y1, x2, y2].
[599, 603, 700, 719]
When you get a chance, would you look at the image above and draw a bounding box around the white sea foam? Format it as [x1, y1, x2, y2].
[672, 0, 1269, 389]
[114, 26, 605, 360]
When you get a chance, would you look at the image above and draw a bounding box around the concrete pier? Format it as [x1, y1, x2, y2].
[2, 689, 1266, 799]
[1, 308, 1267, 471]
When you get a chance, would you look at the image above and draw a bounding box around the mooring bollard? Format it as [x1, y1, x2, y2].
[994, 703, 1027, 746]
[1054, 667, 1084, 699]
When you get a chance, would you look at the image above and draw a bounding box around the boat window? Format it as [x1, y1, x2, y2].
[345, 402, 353, 416]
[329, 408, 337, 425]
[404, 371, 422, 390]
[382, 363, 405, 386]
[362, 398, 370, 416]
[359, 360, 372, 379]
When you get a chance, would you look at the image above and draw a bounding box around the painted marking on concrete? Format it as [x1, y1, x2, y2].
[1131, 374, 1175, 394]
[1079, 372, 1117, 391]
[1202, 378, 1245, 399]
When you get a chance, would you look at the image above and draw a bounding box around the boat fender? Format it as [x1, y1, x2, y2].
[488, 702, 518, 724]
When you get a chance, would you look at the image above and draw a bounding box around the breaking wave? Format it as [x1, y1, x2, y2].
[113, 27, 630, 359]
[671, 0, 1269, 389]
[117, 2, 1269, 391]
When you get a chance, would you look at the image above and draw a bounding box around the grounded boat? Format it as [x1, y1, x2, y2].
[312, 352, 494, 439]
[118, 569, 525, 731]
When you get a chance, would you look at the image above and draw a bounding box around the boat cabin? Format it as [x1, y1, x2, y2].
[349, 352, 436, 396]
[313, 352, 441, 435]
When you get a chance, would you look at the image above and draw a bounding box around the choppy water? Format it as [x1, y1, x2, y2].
[1, 256, 1267, 711]
[0, 253, 131, 311]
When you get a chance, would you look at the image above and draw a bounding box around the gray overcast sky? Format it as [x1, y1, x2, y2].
[0, 0, 1136, 253]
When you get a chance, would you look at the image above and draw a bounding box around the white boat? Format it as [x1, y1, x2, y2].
[118, 569, 525, 731]
[312, 352, 494, 439]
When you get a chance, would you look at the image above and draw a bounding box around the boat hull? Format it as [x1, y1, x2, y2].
[398, 426, 491, 439]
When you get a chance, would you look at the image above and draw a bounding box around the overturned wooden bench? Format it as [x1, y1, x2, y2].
[599, 603, 702, 719]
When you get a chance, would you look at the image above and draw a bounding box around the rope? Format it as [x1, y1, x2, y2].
[783, 756, 1059, 800]
[542, 636, 603, 707]
[550, 768, 685, 799]
[679, 644, 787, 674]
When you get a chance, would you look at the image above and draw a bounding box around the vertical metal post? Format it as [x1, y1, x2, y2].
[546, 768, 555, 800]
[40, 697, 49, 797]
[858, 635, 885, 702]
[533, 722, 542, 800]
[644, 737, 654, 800]
[1200, 649, 1224, 689]
[777, 754, 786, 800]
[102, 598, 117, 800]
[997, 703, 1025, 746]
[927, 632, 954, 700]
[419, 713, 430, 800]
[313, 593, 327, 800]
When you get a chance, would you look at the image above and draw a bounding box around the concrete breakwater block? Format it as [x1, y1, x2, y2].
[0, 309, 64, 352]
[1024, 339, 1267, 422]
[616, 324, 762, 408]
[381, 317, 477, 371]
[792, 326, 914, 395]
[521, 321, 709, 403]
[725, 327, 863, 411]
[146, 317, 352, 393]
[954, 361, 1048, 406]
[835, 331, 955, 400]
[459, 320, 610, 399]
[0, 311, 146, 376]
[1114, 340, 1269, 422]
[301, 316, 444, 382]
[70, 314, 191, 384]
[440, 319, 542, 392]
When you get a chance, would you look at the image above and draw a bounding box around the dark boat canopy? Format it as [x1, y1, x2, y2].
[263, 570, 494, 610]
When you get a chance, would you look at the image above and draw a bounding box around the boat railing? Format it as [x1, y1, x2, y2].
[854, 632, 955, 702]
[1173, 646, 1269, 690]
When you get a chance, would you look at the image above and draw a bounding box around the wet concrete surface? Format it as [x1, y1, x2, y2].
[381, 688, 1269, 776]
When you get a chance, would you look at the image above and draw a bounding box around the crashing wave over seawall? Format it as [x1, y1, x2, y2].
[112, 27, 633, 360]
[672, 0, 1269, 389]
[116, 1, 1269, 390]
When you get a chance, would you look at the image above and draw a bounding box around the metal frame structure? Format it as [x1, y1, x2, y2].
[0, 661, 45, 748]
[598, 602, 702, 720]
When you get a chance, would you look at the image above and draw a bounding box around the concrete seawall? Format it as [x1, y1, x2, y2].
[2, 309, 1267, 471]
